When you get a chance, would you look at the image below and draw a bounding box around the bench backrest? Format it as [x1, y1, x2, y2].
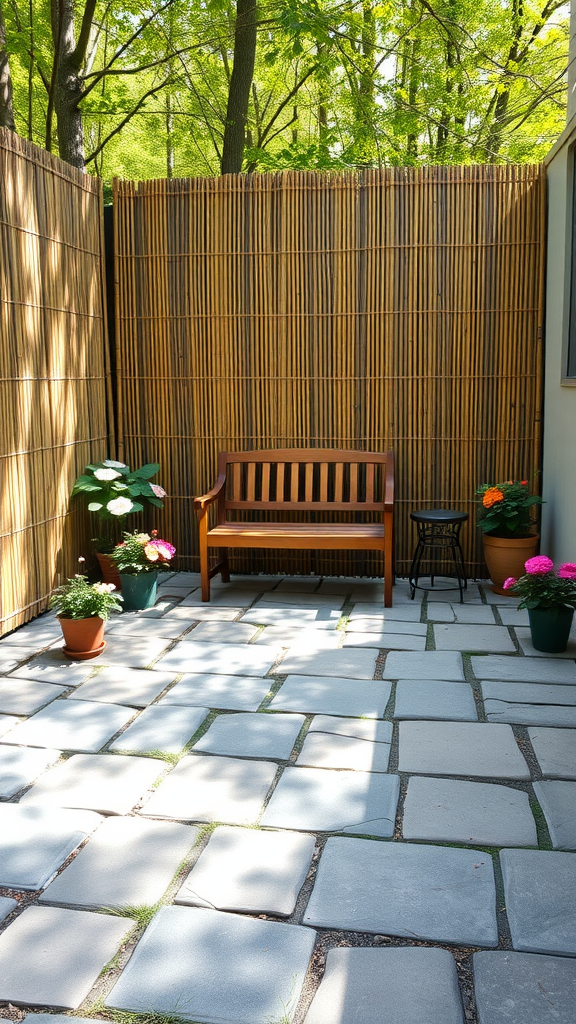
[218, 449, 393, 513]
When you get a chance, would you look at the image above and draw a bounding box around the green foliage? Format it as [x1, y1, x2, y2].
[71, 460, 165, 550]
[49, 574, 123, 620]
[476, 480, 544, 537]
[112, 531, 175, 575]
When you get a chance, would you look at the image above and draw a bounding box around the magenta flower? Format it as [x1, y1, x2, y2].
[524, 555, 554, 575]
[148, 538, 176, 561]
[558, 563, 576, 580]
[503, 577, 517, 590]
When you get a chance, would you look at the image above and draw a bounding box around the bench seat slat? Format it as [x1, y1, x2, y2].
[206, 522, 385, 551]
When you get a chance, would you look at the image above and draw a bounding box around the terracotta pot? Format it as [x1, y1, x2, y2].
[482, 533, 539, 595]
[58, 615, 105, 660]
[96, 551, 122, 591]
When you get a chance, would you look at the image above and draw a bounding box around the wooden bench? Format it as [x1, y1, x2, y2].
[194, 449, 395, 606]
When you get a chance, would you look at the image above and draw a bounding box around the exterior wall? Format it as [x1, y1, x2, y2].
[542, 119, 576, 561]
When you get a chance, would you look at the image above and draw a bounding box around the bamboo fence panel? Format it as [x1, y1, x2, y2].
[114, 165, 545, 579]
[0, 128, 111, 635]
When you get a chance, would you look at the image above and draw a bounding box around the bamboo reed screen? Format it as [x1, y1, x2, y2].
[113, 165, 545, 579]
[0, 129, 111, 635]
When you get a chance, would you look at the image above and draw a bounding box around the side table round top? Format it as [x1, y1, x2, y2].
[410, 508, 468, 525]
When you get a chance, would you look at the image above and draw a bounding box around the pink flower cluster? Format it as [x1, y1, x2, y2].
[524, 555, 554, 575]
[144, 538, 176, 563]
[558, 563, 576, 580]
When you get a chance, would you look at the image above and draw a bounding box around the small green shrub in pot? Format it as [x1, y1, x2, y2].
[476, 480, 543, 537]
[49, 573, 123, 620]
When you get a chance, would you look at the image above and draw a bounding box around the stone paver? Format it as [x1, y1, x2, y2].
[67, 667, 176, 707]
[0, 745, 61, 798]
[109, 705, 210, 753]
[155, 641, 278, 676]
[25, 1016, 109, 1024]
[296, 721, 392, 772]
[452, 605, 498, 624]
[528, 727, 576, 778]
[269, 675, 391, 717]
[0, 714, 24, 737]
[278, 647, 378, 679]
[105, 905, 316, 1024]
[398, 721, 530, 778]
[2, 700, 136, 752]
[434, 624, 516, 653]
[394, 679, 478, 721]
[106, 616, 190, 639]
[345, 618, 427, 635]
[193, 712, 305, 760]
[97, 636, 173, 668]
[255, 592, 343, 609]
[0, 805, 103, 888]
[186, 621, 261, 644]
[473, 951, 576, 1024]
[470, 656, 576, 683]
[402, 777, 537, 846]
[303, 837, 498, 946]
[532, 781, 576, 849]
[40, 817, 198, 909]
[253, 627, 340, 649]
[497, 607, 530, 626]
[261, 766, 399, 836]
[0, 647, 27, 673]
[21, 753, 165, 815]
[141, 754, 277, 824]
[383, 651, 465, 680]
[179, 589, 259, 607]
[240, 606, 341, 628]
[500, 849, 576, 954]
[342, 631, 426, 650]
[10, 652, 94, 685]
[175, 826, 315, 915]
[481, 681, 576, 727]
[349, 602, 422, 621]
[166, 606, 245, 622]
[0, 898, 17, 924]
[0, 906, 133, 1008]
[157, 673, 272, 711]
[304, 946, 464, 1024]
[0, 677, 66, 714]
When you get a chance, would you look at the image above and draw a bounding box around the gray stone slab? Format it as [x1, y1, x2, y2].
[141, 754, 277, 824]
[3, 621, 61, 647]
[304, 946, 464, 1024]
[394, 679, 478, 721]
[185, 621, 261, 644]
[403, 777, 537, 846]
[453, 605, 498, 624]
[97, 636, 172, 668]
[166, 606, 245, 622]
[175, 826, 315, 916]
[296, 730, 391, 772]
[342, 631, 426, 650]
[532, 781, 576, 849]
[383, 651, 465, 680]
[308, 716, 393, 741]
[344, 618, 427, 635]
[426, 603, 456, 622]
[108, 705, 210, 753]
[106, 615, 190, 639]
[260, 767, 399, 836]
[516, 629, 576, 658]
[66, 667, 176, 707]
[470, 656, 576, 684]
[0, 647, 26, 673]
[0, 897, 18, 923]
[528, 727, 576, 778]
[316, 579, 355, 596]
[473, 950, 576, 1024]
[157, 673, 272, 711]
[20, 753, 165, 815]
[0, 905, 133, 1008]
[434, 624, 515, 653]
[1, 699, 136, 752]
[40, 816, 199, 909]
[269, 675, 391, 718]
[25, 1016, 109, 1024]
[278, 647, 378, 679]
[427, 584, 483, 604]
[193, 712, 305, 760]
[481, 680, 576, 726]
[304, 836, 497, 946]
[349, 602, 422, 621]
[179, 589, 258, 607]
[483, 588, 519, 605]
[274, 579, 322, 594]
[0, 677, 67, 714]
[253, 627, 341, 649]
[240, 607, 341, 628]
[497, 607, 530, 626]
[500, 849, 576, 954]
[398, 721, 530, 779]
[255, 592, 344, 609]
[0, 805, 103, 889]
[105, 905, 315, 1024]
[10, 652, 95, 685]
[0, 714, 22, 737]
[155, 641, 277, 677]
[0, 745, 61, 798]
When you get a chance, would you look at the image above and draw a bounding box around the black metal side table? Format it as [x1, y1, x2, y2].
[408, 508, 468, 602]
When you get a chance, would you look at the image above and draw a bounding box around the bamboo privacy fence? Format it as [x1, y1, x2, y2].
[0, 128, 111, 635]
[114, 166, 545, 579]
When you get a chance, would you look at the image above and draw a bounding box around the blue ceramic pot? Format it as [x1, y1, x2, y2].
[119, 571, 158, 611]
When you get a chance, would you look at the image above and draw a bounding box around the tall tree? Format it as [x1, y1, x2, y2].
[0, 1, 15, 129]
[221, 0, 257, 172]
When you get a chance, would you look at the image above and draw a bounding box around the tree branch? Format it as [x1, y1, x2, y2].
[85, 79, 169, 162]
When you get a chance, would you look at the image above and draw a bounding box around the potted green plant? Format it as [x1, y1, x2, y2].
[50, 563, 123, 659]
[504, 557, 576, 653]
[111, 531, 176, 611]
[476, 479, 543, 594]
[71, 460, 167, 586]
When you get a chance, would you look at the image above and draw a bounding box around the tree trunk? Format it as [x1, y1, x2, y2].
[220, 0, 257, 174]
[0, 1, 15, 131]
[49, 0, 86, 169]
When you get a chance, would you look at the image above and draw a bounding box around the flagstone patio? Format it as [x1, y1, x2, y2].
[0, 573, 575, 1024]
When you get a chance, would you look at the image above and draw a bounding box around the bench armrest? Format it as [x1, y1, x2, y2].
[194, 474, 227, 513]
[384, 453, 395, 513]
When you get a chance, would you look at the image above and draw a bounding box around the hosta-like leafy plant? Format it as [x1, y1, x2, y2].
[71, 460, 167, 550]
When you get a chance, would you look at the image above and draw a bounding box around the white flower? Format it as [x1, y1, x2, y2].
[107, 497, 133, 516]
[93, 582, 117, 594]
[103, 460, 127, 469]
[94, 468, 121, 481]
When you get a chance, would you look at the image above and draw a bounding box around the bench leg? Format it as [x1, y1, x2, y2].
[384, 511, 394, 607]
[198, 514, 210, 602]
[220, 548, 230, 583]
